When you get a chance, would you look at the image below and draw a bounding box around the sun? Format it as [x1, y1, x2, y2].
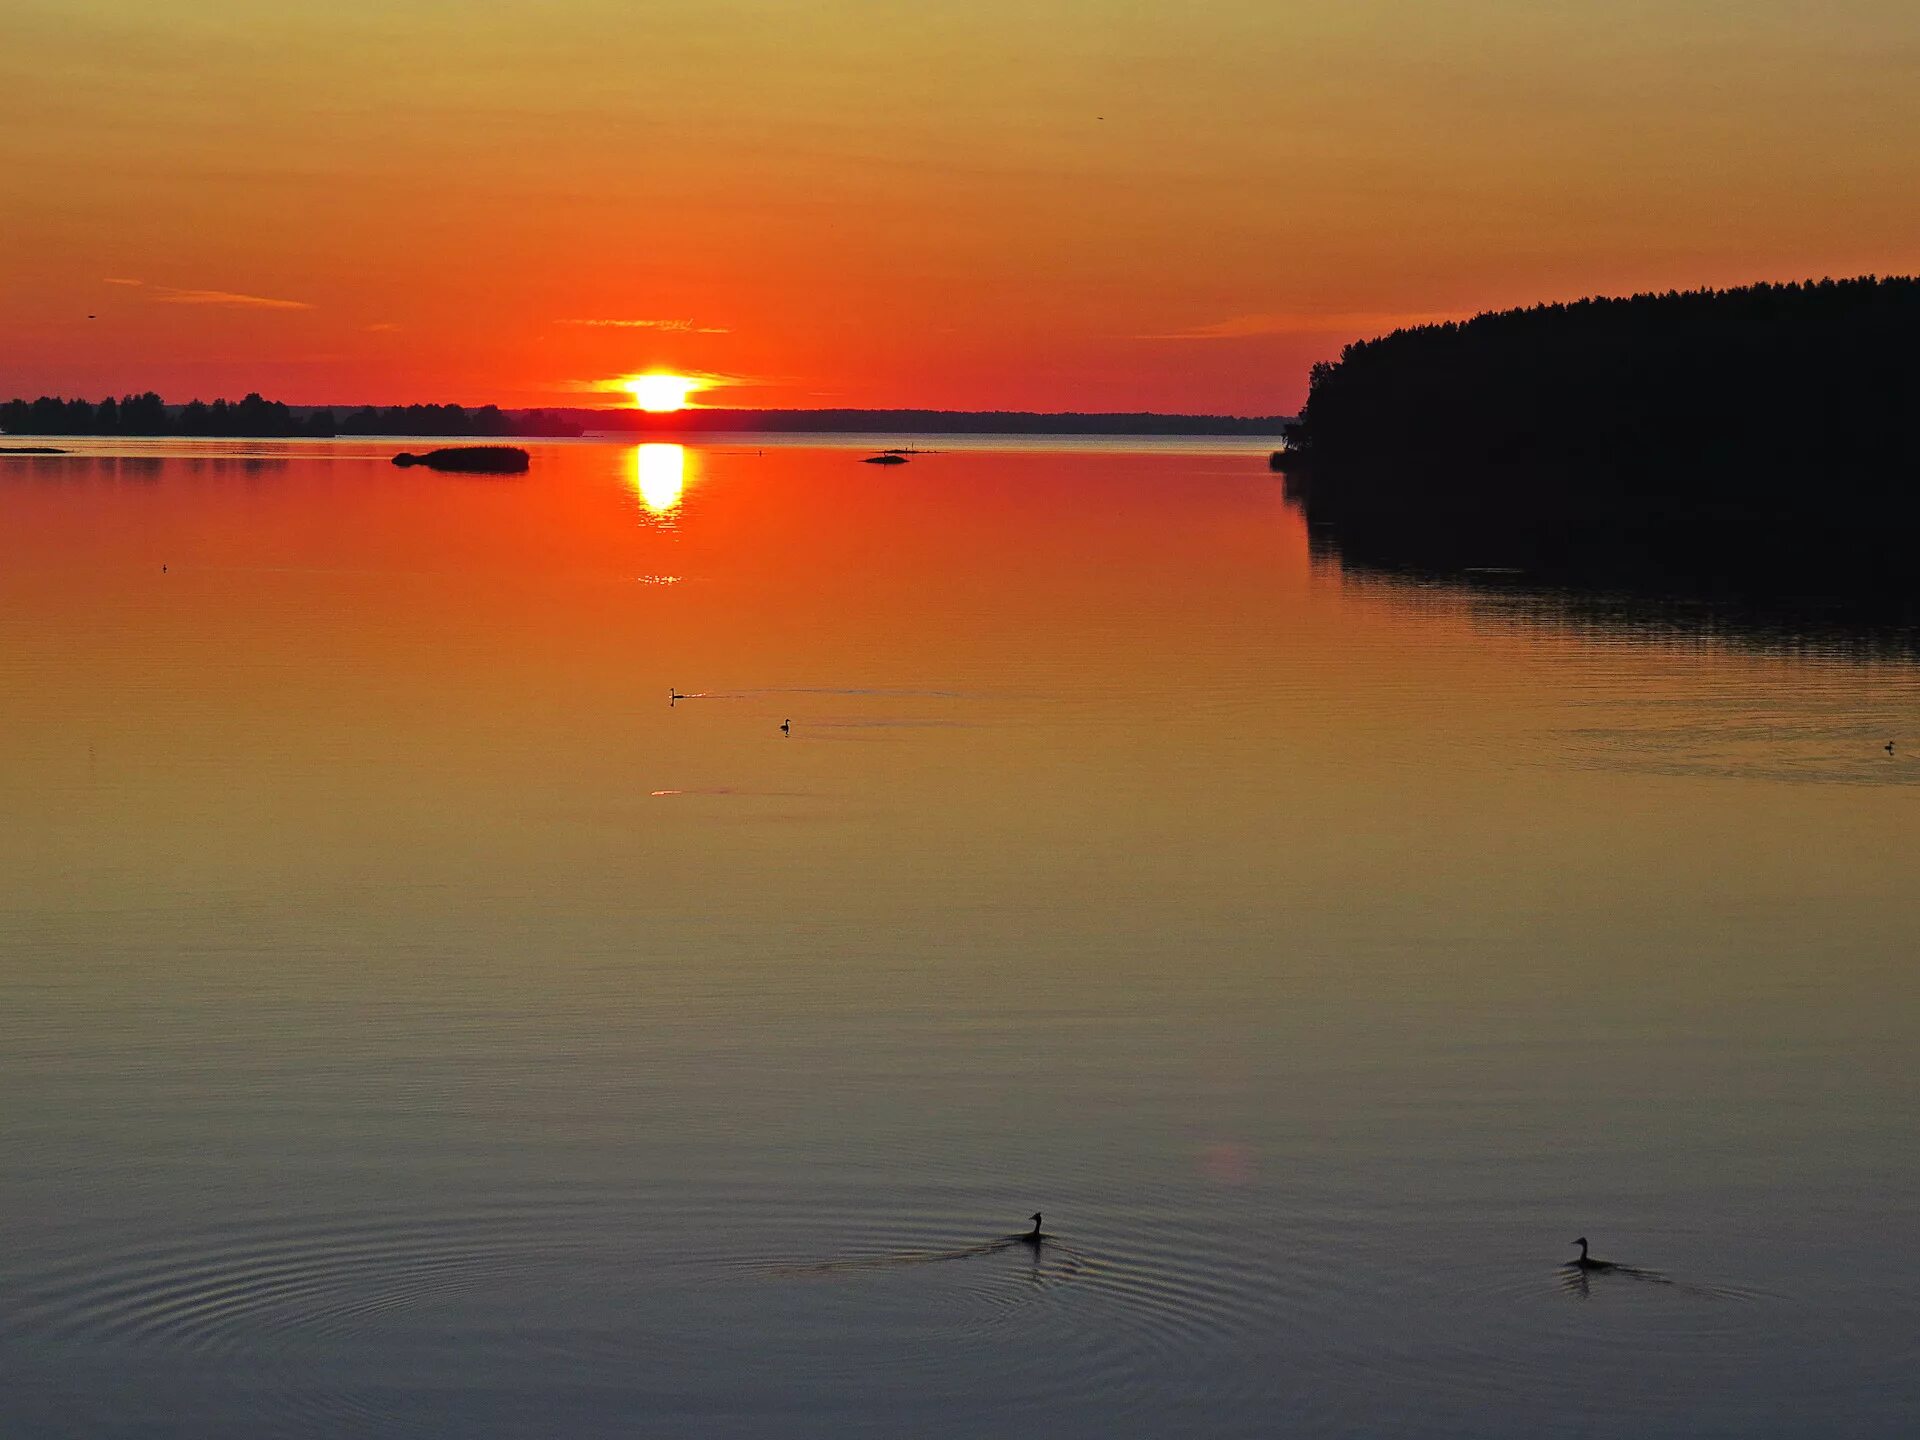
[623, 373, 701, 413]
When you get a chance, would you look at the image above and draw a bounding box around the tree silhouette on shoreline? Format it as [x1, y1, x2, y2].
[1278, 276, 1920, 605]
[0, 392, 580, 438]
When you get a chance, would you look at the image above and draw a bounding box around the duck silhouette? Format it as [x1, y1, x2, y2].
[780, 718, 791, 735]
[1570, 1236, 1615, 1271]
[1018, 1212, 1046, 1245]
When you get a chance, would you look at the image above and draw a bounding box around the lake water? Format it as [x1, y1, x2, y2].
[3, 437, 1918, 1438]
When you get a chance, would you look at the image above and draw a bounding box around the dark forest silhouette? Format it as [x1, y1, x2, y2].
[1277, 276, 1920, 608]
[0, 393, 580, 438]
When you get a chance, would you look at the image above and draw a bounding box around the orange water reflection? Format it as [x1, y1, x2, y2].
[5, 439, 1920, 1374]
[634, 443, 688, 517]
[2, 438, 1918, 1036]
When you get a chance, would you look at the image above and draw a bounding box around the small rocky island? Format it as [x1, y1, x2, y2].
[391, 446, 530, 473]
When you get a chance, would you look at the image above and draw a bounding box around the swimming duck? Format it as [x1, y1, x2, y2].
[780, 718, 791, 734]
[1570, 1236, 1615, 1271]
[1019, 1212, 1045, 1245]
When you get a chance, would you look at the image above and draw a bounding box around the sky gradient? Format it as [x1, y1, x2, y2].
[5, 0, 1918, 412]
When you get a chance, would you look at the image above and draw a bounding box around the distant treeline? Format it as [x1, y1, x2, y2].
[1, 395, 1285, 438]
[0, 392, 581, 438]
[1279, 276, 1920, 602]
[580, 408, 1290, 436]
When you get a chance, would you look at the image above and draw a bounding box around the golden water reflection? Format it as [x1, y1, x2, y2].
[634, 443, 687, 516]
[5, 443, 1920, 1437]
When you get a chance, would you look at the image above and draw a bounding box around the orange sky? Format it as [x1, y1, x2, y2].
[4, 0, 1918, 412]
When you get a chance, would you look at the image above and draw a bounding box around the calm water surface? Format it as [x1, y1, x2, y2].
[3, 438, 1918, 1437]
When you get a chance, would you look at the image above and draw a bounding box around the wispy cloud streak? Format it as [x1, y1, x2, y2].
[154, 287, 313, 310]
[559, 317, 731, 334]
[103, 278, 312, 309]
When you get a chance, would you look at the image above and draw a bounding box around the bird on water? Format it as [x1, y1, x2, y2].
[1019, 1213, 1045, 1245]
[780, 718, 791, 735]
[1570, 1237, 1615, 1271]
[1887, 740, 1896, 755]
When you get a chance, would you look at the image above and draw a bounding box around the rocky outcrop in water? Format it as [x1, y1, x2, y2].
[391, 446, 530, 473]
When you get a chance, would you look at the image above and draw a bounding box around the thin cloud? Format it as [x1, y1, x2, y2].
[102, 277, 143, 287]
[559, 317, 731, 334]
[560, 366, 751, 400]
[153, 287, 313, 310]
[1140, 310, 1464, 340]
[365, 321, 402, 333]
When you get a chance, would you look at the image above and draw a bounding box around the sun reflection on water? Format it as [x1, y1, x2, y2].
[634, 443, 687, 516]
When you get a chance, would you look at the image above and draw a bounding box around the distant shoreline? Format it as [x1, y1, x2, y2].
[545, 407, 1292, 437]
[0, 392, 1292, 440]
